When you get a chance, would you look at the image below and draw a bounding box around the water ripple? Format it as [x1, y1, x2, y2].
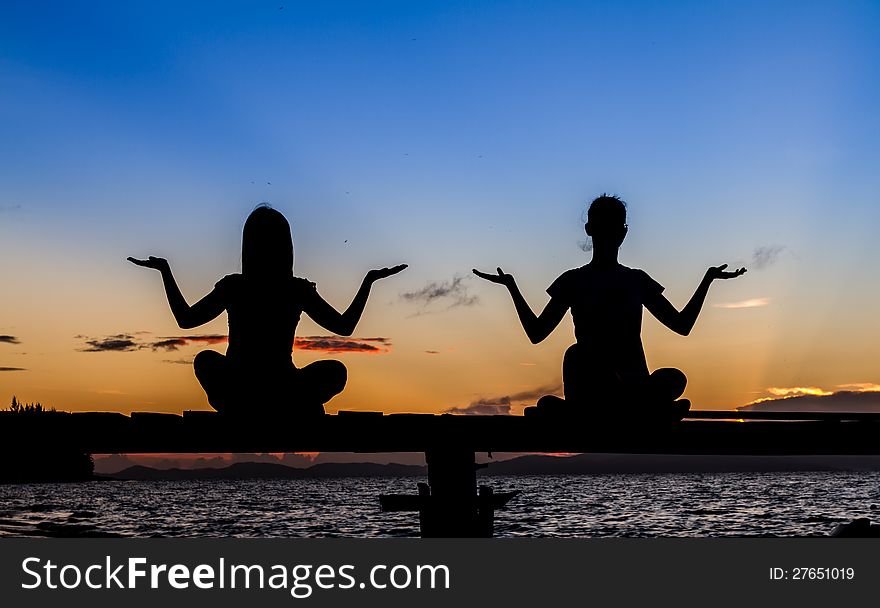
[0, 472, 877, 537]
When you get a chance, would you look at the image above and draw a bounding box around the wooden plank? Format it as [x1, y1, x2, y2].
[337, 410, 384, 419]
[130, 412, 183, 423]
[2, 411, 880, 455]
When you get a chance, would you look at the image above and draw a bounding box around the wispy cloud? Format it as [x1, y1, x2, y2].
[714, 298, 770, 309]
[163, 358, 194, 365]
[741, 383, 880, 412]
[295, 336, 392, 354]
[447, 398, 514, 416]
[0, 367, 26, 372]
[400, 275, 478, 312]
[0, 335, 21, 344]
[836, 383, 880, 392]
[752, 245, 785, 270]
[0, 204, 22, 213]
[78, 334, 141, 352]
[78, 333, 228, 352]
[78, 332, 390, 355]
[767, 386, 833, 398]
[150, 335, 228, 351]
[446, 382, 562, 415]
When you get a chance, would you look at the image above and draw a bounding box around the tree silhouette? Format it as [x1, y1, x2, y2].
[1, 396, 93, 482]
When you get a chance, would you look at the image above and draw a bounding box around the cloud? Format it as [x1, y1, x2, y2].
[78, 334, 141, 352]
[78, 333, 229, 352]
[163, 358, 194, 365]
[79, 332, 389, 355]
[294, 336, 392, 354]
[150, 339, 189, 351]
[741, 384, 880, 412]
[752, 245, 785, 270]
[0, 367, 26, 372]
[0, 335, 20, 345]
[837, 383, 880, 392]
[714, 298, 770, 309]
[766, 386, 833, 398]
[448, 398, 514, 416]
[0, 204, 22, 213]
[149, 335, 228, 351]
[400, 275, 479, 311]
[447, 382, 562, 415]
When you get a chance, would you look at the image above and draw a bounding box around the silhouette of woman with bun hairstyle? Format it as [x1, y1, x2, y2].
[129, 205, 406, 415]
[474, 194, 745, 420]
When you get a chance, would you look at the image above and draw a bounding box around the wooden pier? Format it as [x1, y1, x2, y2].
[3, 408, 880, 536]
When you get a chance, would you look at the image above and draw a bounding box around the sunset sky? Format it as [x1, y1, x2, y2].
[2, 1, 880, 418]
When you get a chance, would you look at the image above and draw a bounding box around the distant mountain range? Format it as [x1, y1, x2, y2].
[481, 453, 880, 474]
[100, 453, 880, 480]
[103, 461, 426, 481]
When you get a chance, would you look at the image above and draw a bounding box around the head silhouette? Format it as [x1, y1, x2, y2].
[585, 194, 627, 251]
[242, 205, 294, 280]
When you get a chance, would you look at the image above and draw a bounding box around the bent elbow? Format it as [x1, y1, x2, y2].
[337, 324, 355, 337]
[176, 316, 197, 330]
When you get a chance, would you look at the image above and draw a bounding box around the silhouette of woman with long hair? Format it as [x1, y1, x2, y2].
[129, 205, 406, 415]
[473, 194, 745, 419]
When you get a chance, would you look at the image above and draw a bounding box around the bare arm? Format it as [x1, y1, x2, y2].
[127, 256, 225, 329]
[304, 264, 407, 336]
[473, 267, 569, 344]
[644, 264, 746, 336]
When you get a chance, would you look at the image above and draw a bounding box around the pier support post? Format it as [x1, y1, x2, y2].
[420, 449, 492, 537]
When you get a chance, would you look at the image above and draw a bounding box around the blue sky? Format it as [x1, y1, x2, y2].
[2, 1, 880, 413]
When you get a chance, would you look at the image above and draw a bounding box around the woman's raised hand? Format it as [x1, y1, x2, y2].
[472, 267, 515, 289]
[366, 264, 408, 283]
[127, 256, 170, 273]
[706, 264, 747, 281]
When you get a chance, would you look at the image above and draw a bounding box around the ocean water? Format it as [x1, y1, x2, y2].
[1, 472, 879, 538]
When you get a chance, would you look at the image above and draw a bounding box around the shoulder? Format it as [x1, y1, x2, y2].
[293, 276, 318, 295]
[561, 265, 589, 280]
[293, 276, 316, 288]
[619, 265, 645, 278]
[547, 265, 588, 296]
[621, 266, 664, 293]
[214, 273, 243, 290]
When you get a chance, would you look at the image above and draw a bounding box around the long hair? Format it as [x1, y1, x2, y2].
[241, 205, 294, 280]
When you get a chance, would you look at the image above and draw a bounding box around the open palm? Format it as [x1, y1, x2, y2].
[127, 256, 170, 272]
[707, 264, 747, 280]
[366, 264, 408, 283]
[472, 267, 515, 288]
